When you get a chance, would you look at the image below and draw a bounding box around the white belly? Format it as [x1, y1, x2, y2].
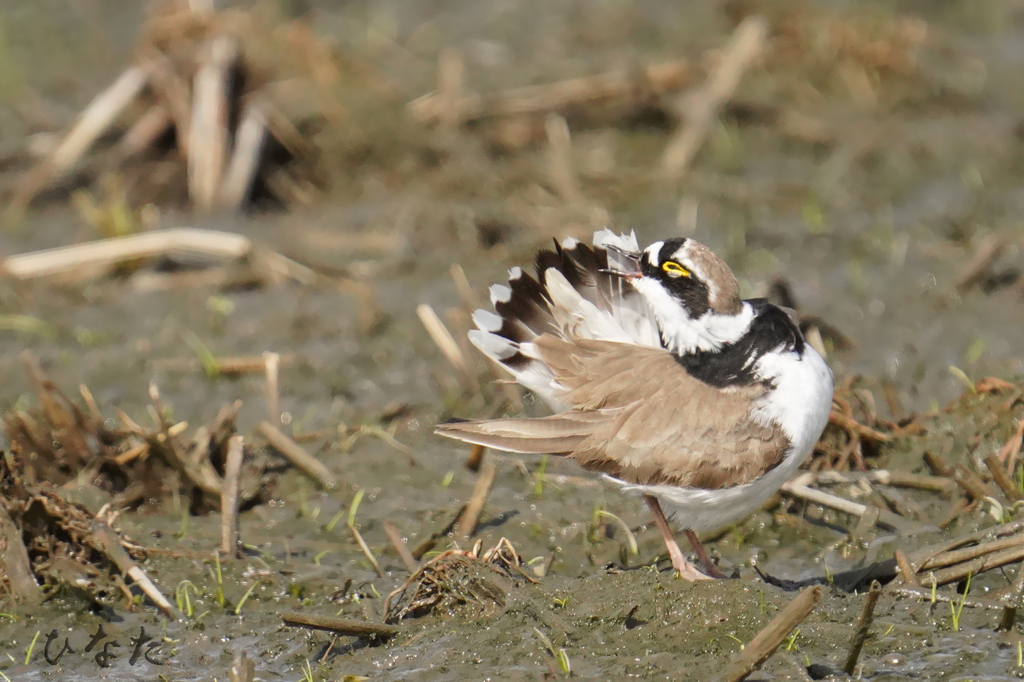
[608, 344, 834, 533]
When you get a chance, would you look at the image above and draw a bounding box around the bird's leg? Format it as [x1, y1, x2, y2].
[642, 495, 712, 581]
[684, 530, 731, 579]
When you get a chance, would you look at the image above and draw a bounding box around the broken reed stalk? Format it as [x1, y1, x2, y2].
[923, 450, 953, 477]
[843, 580, 882, 675]
[779, 479, 904, 531]
[256, 421, 337, 490]
[188, 36, 238, 213]
[281, 612, 401, 639]
[920, 545, 1024, 588]
[465, 444, 487, 472]
[78, 383, 103, 422]
[263, 352, 281, 426]
[147, 53, 193, 146]
[7, 64, 151, 220]
[383, 520, 418, 574]
[1, 228, 251, 280]
[220, 435, 244, 558]
[955, 233, 1009, 290]
[999, 418, 1024, 468]
[91, 523, 178, 619]
[952, 467, 990, 502]
[894, 550, 919, 586]
[661, 15, 767, 181]
[219, 99, 268, 210]
[718, 586, 823, 682]
[781, 479, 865, 516]
[901, 529, 1024, 583]
[828, 410, 891, 443]
[409, 59, 693, 124]
[416, 303, 478, 391]
[850, 504, 879, 542]
[153, 415, 223, 497]
[906, 518, 1024, 576]
[114, 438, 148, 464]
[450, 264, 477, 309]
[922, 451, 990, 501]
[998, 562, 1024, 631]
[545, 114, 581, 204]
[437, 47, 465, 130]
[892, 530, 1024, 590]
[348, 523, 384, 578]
[984, 455, 1023, 501]
[459, 461, 497, 540]
[255, 248, 319, 286]
[812, 470, 955, 493]
[152, 354, 292, 375]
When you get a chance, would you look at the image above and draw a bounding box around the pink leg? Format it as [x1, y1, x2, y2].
[643, 495, 712, 581]
[684, 530, 730, 579]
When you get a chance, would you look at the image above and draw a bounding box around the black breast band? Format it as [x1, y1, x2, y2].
[670, 300, 804, 388]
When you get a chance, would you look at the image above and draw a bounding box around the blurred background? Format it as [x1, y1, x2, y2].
[1, 0, 1022, 418]
[3, 2, 1024, 678]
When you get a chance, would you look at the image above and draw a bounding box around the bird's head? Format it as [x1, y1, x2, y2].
[608, 238, 750, 353]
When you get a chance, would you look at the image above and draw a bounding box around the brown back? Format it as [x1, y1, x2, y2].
[533, 336, 789, 488]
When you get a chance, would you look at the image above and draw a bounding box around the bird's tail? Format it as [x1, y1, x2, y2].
[434, 411, 606, 455]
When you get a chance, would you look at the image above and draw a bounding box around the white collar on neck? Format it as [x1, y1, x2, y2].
[632, 276, 753, 353]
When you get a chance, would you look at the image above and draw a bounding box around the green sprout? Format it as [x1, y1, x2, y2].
[175, 580, 197, 618]
[209, 552, 226, 608]
[595, 510, 639, 557]
[533, 628, 570, 676]
[234, 581, 260, 615]
[183, 331, 220, 378]
[949, 573, 972, 632]
[325, 508, 346, 533]
[24, 629, 40, 664]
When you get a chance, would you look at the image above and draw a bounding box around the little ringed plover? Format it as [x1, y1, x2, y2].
[436, 230, 834, 580]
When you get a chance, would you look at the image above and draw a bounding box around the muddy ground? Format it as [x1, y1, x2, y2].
[3, 0, 1024, 680]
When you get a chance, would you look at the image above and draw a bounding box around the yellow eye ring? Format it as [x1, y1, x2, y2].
[661, 261, 690, 279]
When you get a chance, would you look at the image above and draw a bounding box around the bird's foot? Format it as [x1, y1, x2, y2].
[671, 553, 714, 581]
[643, 494, 718, 581]
[684, 530, 732, 579]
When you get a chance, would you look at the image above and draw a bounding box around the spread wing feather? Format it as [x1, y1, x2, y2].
[466, 230, 660, 410]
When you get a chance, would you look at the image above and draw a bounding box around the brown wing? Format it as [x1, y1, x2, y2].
[532, 335, 790, 489]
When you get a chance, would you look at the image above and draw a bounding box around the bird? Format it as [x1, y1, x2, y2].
[435, 230, 834, 580]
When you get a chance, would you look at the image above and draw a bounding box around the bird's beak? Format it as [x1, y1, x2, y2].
[604, 244, 641, 263]
[601, 268, 641, 280]
[602, 244, 642, 280]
